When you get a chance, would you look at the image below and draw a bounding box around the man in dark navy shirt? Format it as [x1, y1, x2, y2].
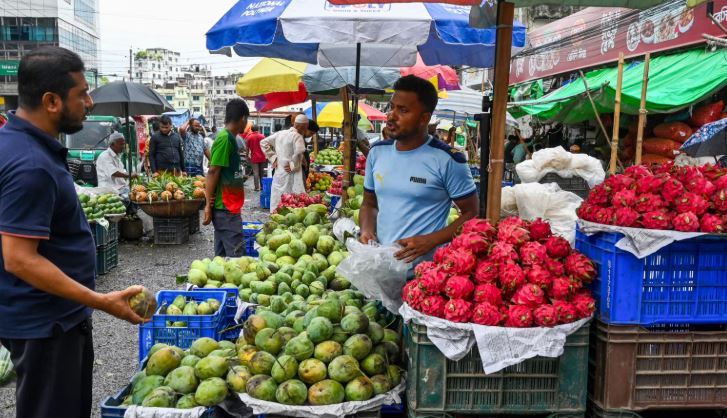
[0, 46, 145, 418]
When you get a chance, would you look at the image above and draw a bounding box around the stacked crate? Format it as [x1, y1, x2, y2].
[92, 221, 119, 276]
[260, 177, 272, 209]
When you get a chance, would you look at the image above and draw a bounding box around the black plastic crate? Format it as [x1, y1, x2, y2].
[539, 173, 590, 199]
[188, 211, 200, 235]
[153, 217, 190, 245]
[91, 221, 118, 247]
[96, 241, 118, 276]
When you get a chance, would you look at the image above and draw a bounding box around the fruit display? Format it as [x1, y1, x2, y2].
[578, 163, 727, 232]
[79, 193, 126, 221]
[447, 207, 460, 226]
[239, 290, 403, 405]
[119, 337, 240, 408]
[314, 149, 343, 166]
[307, 172, 333, 192]
[274, 193, 325, 213]
[403, 217, 597, 327]
[328, 177, 343, 196]
[355, 155, 366, 176]
[131, 173, 206, 203]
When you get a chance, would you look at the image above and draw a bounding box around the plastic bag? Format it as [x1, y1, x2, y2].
[336, 239, 411, 314]
[691, 100, 724, 127]
[642, 138, 681, 157]
[653, 122, 693, 142]
[515, 146, 605, 188]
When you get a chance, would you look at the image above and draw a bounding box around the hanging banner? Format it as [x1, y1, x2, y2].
[510, 0, 727, 85]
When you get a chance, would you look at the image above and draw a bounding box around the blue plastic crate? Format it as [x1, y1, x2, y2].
[502, 181, 514, 187]
[100, 384, 215, 418]
[329, 195, 341, 213]
[138, 290, 226, 361]
[469, 166, 480, 177]
[261, 177, 273, 194]
[243, 221, 263, 257]
[193, 287, 240, 341]
[575, 228, 727, 325]
[260, 194, 271, 209]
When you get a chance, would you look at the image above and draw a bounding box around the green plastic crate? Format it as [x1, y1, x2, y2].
[406, 322, 589, 416]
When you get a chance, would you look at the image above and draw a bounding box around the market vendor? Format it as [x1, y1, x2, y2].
[359, 75, 478, 265]
[96, 132, 137, 195]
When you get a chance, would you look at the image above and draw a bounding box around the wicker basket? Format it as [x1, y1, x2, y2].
[136, 199, 205, 218]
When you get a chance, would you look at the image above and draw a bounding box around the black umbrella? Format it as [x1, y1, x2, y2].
[680, 118, 727, 158]
[90, 81, 175, 174]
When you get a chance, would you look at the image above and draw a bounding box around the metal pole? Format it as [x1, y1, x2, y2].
[476, 111, 491, 218]
[129, 47, 133, 82]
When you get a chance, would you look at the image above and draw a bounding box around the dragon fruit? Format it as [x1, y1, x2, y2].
[420, 295, 447, 318]
[533, 305, 558, 327]
[473, 283, 503, 306]
[714, 175, 727, 189]
[635, 175, 665, 194]
[641, 210, 672, 230]
[685, 176, 716, 197]
[473, 260, 500, 284]
[552, 300, 578, 324]
[544, 258, 565, 276]
[634, 193, 665, 213]
[441, 249, 477, 275]
[577, 203, 598, 221]
[497, 223, 531, 247]
[444, 275, 475, 300]
[613, 207, 640, 227]
[612, 189, 638, 207]
[444, 299, 472, 323]
[652, 160, 674, 174]
[472, 302, 502, 326]
[700, 213, 725, 233]
[564, 252, 597, 284]
[545, 236, 571, 259]
[461, 218, 497, 240]
[417, 269, 447, 295]
[571, 291, 596, 319]
[674, 165, 701, 185]
[672, 211, 700, 232]
[519, 241, 547, 265]
[499, 216, 527, 229]
[588, 184, 610, 206]
[528, 218, 552, 242]
[661, 177, 685, 203]
[675, 193, 710, 215]
[402, 280, 425, 309]
[488, 242, 519, 264]
[701, 164, 725, 181]
[504, 305, 533, 328]
[549, 277, 574, 300]
[594, 207, 615, 225]
[451, 232, 490, 255]
[511, 284, 545, 309]
[414, 261, 437, 278]
[623, 165, 652, 180]
[498, 264, 526, 292]
[711, 189, 727, 212]
[526, 265, 553, 289]
[604, 175, 634, 193]
[433, 246, 450, 264]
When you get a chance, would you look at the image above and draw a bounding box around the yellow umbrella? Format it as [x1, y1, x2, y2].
[235, 58, 306, 97]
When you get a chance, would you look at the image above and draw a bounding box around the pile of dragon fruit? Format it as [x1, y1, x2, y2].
[403, 217, 596, 327]
[578, 162, 727, 232]
[273, 193, 325, 213]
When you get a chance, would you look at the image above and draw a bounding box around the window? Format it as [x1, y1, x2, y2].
[192, 96, 200, 101]
[74, 0, 97, 27]
[193, 107, 200, 112]
[216, 90, 221, 94]
[166, 96, 173, 101]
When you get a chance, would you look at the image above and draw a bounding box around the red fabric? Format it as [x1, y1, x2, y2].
[246, 133, 267, 163]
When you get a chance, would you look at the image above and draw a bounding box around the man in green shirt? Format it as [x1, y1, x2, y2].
[203, 99, 249, 257]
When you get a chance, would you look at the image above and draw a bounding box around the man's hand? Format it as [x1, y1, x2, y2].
[359, 230, 378, 245]
[395, 235, 436, 263]
[203, 204, 213, 226]
[97, 286, 147, 325]
[272, 160, 278, 170]
[284, 163, 292, 173]
[130, 173, 139, 179]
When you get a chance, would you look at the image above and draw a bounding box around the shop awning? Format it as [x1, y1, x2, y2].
[509, 48, 727, 124]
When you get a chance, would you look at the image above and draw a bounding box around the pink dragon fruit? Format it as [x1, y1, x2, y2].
[473, 283, 503, 306]
[674, 165, 701, 185]
[564, 252, 597, 284]
[571, 291, 596, 319]
[685, 175, 716, 197]
[526, 265, 553, 289]
[472, 302, 502, 326]
[635, 175, 665, 194]
[711, 189, 727, 212]
[511, 283, 546, 309]
[623, 165, 652, 180]
[497, 222, 531, 247]
[417, 269, 447, 295]
[613, 207, 640, 227]
[634, 193, 665, 213]
[498, 264, 526, 292]
[499, 216, 527, 229]
[544, 258, 565, 276]
[433, 245, 451, 264]
[473, 260, 500, 284]
[675, 193, 710, 215]
[402, 280, 425, 309]
[414, 261, 437, 278]
[611, 189, 638, 207]
[594, 207, 615, 225]
[441, 249, 477, 275]
[641, 210, 672, 230]
[461, 218, 497, 240]
[604, 175, 634, 193]
[443, 299, 472, 323]
[673, 211, 700, 232]
[552, 300, 578, 324]
[661, 177, 685, 203]
[451, 232, 490, 255]
[549, 277, 574, 300]
[652, 160, 674, 174]
[488, 241, 519, 264]
[504, 305, 533, 328]
[545, 236, 571, 259]
[714, 175, 727, 189]
[533, 304, 558, 327]
[528, 218, 552, 242]
[419, 295, 447, 318]
[700, 213, 725, 233]
[444, 275, 475, 300]
[587, 184, 610, 206]
[519, 241, 547, 265]
[577, 203, 598, 221]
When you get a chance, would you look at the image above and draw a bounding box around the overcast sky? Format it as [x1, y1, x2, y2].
[98, 0, 260, 79]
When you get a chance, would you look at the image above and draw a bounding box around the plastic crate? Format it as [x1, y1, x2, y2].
[329, 195, 341, 213]
[100, 383, 215, 418]
[243, 221, 264, 257]
[587, 400, 727, 418]
[539, 172, 590, 199]
[188, 211, 200, 235]
[575, 229, 727, 325]
[260, 194, 271, 209]
[153, 217, 190, 245]
[138, 290, 226, 361]
[91, 221, 118, 247]
[406, 322, 589, 416]
[193, 287, 240, 341]
[470, 166, 480, 178]
[96, 241, 118, 276]
[262, 177, 273, 194]
[589, 319, 727, 411]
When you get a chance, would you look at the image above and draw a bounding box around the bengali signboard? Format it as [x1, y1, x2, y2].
[510, 0, 727, 85]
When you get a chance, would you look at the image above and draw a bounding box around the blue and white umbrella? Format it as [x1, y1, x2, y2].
[205, 1, 526, 68]
[680, 118, 727, 158]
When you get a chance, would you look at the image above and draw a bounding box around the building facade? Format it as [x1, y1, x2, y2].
[133, 48, 181, 88]
[0, 0, 100, 111]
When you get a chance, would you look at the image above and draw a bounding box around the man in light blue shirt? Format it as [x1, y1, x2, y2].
[360, 75, 478, 264]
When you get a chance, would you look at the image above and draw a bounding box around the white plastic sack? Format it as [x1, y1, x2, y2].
[74, 184, 119, 197]
[123, 405, 206, 418]
[516, 146, 605, 188]
[336, 239, 411, 315]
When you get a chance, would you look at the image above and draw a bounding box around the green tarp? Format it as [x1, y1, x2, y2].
[509, 48, 727, 124]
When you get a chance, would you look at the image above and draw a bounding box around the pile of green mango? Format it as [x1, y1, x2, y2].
[162, 295, 223, 328]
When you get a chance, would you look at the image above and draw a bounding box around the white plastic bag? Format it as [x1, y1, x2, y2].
[336, 239, 411, 315]
[515, 146, 605, 188]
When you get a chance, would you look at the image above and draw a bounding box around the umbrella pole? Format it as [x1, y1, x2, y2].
[609, 53, 625, 174]
[486, 1, 514, 223]
[311, 99, 319, 155]
[349, 43, 361, 185]
[125, 102, 132, 178]
[634, 53, 651, 166]
[341, 87, 353, 207]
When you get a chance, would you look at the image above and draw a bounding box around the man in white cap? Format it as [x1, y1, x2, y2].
[96, 132, 137, 195]
[261, 114, 308, 211]
[428, 115, 440, 140]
